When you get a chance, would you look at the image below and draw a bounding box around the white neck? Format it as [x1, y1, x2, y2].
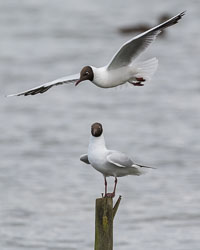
[90, 66, 109, 88]
[88, 134, 107, 151]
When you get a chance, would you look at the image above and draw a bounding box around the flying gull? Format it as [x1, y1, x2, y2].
[8, 11, 185, 97]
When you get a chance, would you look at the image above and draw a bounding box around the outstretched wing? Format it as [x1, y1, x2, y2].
[107, 11, 185, 70]
[80, 154, 90, 164]
[7, 73, 79, 97]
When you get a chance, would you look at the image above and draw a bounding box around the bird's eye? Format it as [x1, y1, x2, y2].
[85, 71, 89, 75]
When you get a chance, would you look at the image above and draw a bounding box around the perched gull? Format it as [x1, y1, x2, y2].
[8, 11, 185, 97]
[80, 122, 154, 198]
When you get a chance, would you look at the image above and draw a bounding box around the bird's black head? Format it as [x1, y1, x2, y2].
[91, 122, 103, 137]
[75, 66, 94, 86]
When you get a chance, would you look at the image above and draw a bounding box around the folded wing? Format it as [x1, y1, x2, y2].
[107, 11, 185, 70]
[107, 150, 155, 169]
[7, 73, 79, 97]
[107, 150, 134, 168]
[80, 154, 90, 164]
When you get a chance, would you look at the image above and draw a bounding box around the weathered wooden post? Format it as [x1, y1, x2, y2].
[94, 196, 121, 250]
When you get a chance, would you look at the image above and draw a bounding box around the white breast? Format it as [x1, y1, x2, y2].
[91, 66, 133, 88]
[88, 135, 108, 174]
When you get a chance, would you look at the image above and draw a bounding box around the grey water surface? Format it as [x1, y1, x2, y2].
[1, 0, 200, 249]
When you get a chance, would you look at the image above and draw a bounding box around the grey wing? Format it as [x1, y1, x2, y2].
[7, 73, 79, 97]
[106, 150, 134, 168]
[107, 150, 155, 169]
[107, 11, 185, 70]
[80, 154, 90, 164]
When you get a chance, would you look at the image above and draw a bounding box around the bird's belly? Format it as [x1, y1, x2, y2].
[89, 157, 107, 174]
[94, 67, 132, 88]
[92, 164, 112, 176]
[88, 154, 113, 176]
[89, 158, 126, 177]
[92, 164, 133, 177]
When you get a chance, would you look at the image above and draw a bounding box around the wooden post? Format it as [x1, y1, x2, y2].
[94, 196, 121, 250]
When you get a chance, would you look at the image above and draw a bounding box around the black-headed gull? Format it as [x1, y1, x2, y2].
[80, 122, 154, 198]
[8, 11, 185, 97]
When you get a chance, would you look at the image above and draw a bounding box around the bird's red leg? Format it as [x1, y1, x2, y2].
[132, 82, 144, 86]
[136, 77, 145, 82]
[130, 77, 146, 86]
[104, 176, 107, 197]
[105, 177, 117, 198]
[112, 177, 118, 197]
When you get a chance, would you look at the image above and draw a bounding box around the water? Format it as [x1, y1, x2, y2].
[1, 0, 200, 249]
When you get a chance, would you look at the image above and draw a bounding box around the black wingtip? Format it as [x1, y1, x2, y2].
[23, 86, 52, 96]
[179, 11, 186, 19]
[173, 11, 186, 24]
[138, 164, 157, 169]
[180, 10, 186, 16]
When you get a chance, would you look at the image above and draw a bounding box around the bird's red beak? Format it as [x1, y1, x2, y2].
[75, 79, 82, 86]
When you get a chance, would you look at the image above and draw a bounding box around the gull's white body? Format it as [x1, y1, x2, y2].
[84, 133, 144, 177]
[91, 58, 158, 88]
[91, 65, 134, 88]
[92, 66, 130, 88]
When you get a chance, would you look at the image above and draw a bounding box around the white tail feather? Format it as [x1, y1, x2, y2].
[135, 57, 158, 81]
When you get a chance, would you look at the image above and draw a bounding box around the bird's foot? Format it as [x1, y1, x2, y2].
[130, 77, 146, 86]
[132, 82, 144, 86]
[136, 77, 145, 82]
[104, 192, 115, 198]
